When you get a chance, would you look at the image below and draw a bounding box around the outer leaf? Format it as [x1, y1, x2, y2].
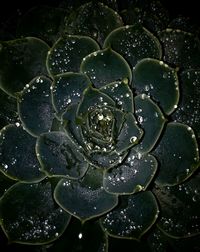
[154, 172, 200, 238]
[46, 35, 100, 76]
[18, 76, 54, 137]
[101, 191, 159, 239]
[134, 94, 166, 154]
[64, 2, 123, 46]
[17, 6, 66, 45]
[54, 166, 118, 222]
[100, 80, 134, 112]
[159, 29, 200, 69]
[133, 58, 179, 115]
[172, 69, 200, 137]
[0, 89, 17, 129]
[104, 24, 162, 69]
[0, 171, 15, 198]
[0, 37, 49, 97]
[48, 218, 108, 252]
[103, 150, 157, 194]
[80, 48, 132, 88]
[0, 124, 45, 182]
[52, 73, 91, 118]
[36, 131, 88, 179]
[153, 122, 199, 186]
[0, 181, 71, 244]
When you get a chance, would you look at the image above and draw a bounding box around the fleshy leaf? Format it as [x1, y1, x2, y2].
[0, 89, 18, 129]
[48, 218, 108, 252]
[52, 73, 91, 118]
[0, 171, 16, 198]
[64, 2, 123, 46]
[159, 29, 200, 69]
[18, 76, 54, 137]
[103, 150, 157, 194]
[172, 69, 200, 137]
[0, 37, 49, 97]
[54, 166, 118, 222]
[154, 172, 200, 238]
[36, 131, 88, 179]
[101, 191, 159, 239]
[153, 122, 199, 186]
[134, 94, 166, 153]
[104, 24, 162, 69]
[0, 124, 45, 182]
[17, 6, 66, 45]
[115, 113, 143, 153]
[80, 48, 132, 88]
[76, 86, 115, 119]
[100, 80, 134, 112]
[133, 58, 179, 115]
[0, 181, 71, 244]
[46, 35, 100, 76]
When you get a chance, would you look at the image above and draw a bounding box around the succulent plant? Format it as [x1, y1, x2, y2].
[0, 1, 200, 251]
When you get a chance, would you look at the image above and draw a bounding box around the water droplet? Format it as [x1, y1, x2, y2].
[78, 233, 83, 239]
[130, 136, 137, 143]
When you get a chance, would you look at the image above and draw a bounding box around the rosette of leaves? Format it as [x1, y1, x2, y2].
[0, 1, 200, 251]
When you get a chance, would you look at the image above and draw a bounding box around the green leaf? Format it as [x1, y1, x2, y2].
[0, 181, 71, 244]
[0, 89, 18, 129]
[101, 191, 159, 239]
[0, 171, 16, 198]
[18, 76, 54, 137]
[158, 29, 200, 69]
[115, 113, 143, 153]
[54, 166, 118, 222]
[0, 37, 49, 97]
[0, 124, 45, 182]
[100, 80, 134, 112]
[64, 2, 123, 46]
[52, 73, 91, 118]
[103, 150, 157, 194]
[36, 131, 88, 179]
[46, 35, 100, 76]
[76, 86, 115, 120]
[134, 94, 166, 153]
[80, 48, 132, 88]
[172, 69, 200, 137]
[154, 172, 200, 238]
[153, 122, 199, 186]
[17, 6, 66, 45]
[48, 218, 108, 252]
[133, 58, 179, 115]
[104, 24, 162, 69]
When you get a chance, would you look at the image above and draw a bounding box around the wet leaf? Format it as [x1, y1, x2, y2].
[100, 80, 134, 112]
[47, 35, 99, 76]
[172, 69, 200, 137]
[133, 58, 179, 115]
[159, 29, 200, 69]
[80, 48, 132, 88]
[65, 2, 123, 46]
[153, 122, 199, 186]
[103, 150, 157, 194]
[52, 73, 91, 118]
[134, 94, 166, 153]
[104, 24, 162, 69]
[0, 37, 49, 97]
[154, 173, 200, 238]
[101, 191, 159, 239]
[0, 124, 45, 182]
[18, 76, 54, 137]
[0, 181, 71, 244]
[36, 131, 88, 179]
[54, 166, 118, 222]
